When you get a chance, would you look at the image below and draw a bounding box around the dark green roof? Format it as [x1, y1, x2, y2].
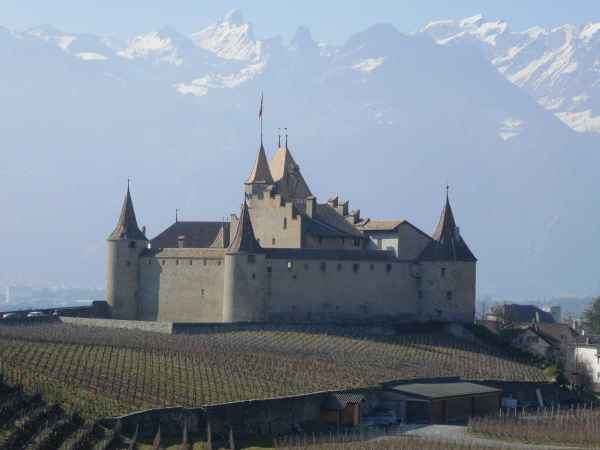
[391, 382, 501, 399]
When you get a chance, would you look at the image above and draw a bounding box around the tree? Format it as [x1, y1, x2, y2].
[582, 297, 600, 334]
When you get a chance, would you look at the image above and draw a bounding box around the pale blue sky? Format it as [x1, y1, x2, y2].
[3, 1, 600, 43]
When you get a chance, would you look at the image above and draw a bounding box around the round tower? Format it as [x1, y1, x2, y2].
[223, 201, 268, 322]
[107, 184, 148, 320]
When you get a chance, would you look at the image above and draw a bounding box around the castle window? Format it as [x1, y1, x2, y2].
[386, 264, 392, 273]
[283, 218, 287, 229]
[304, 263, 309, 271]
[370, 264, 374, 271]
[252, 273, 256, 279]
[148, 259, 152, 265]
[203, 259, 207, 266]
[266, 266, 272, 273]
[318, 237, 323, 246]
[176, 259, 179, 266]
[129, 241, 136, 249]
[337, 263, 342, 272]
[287, 261, 293, 270]
[441, 268, 446, 278]
[247, 254, 256, 264]
[189, 260, 193, 266]
[353, 239, 360, 247]
[446, 291, 453, 301]
[320, 262, 326, 272]
[126, 261, 131, 267]
[272, 238, 276, 245]
[201, 289, 205, 297]
[161, 260, 165, 266]
[376, 239, 382, 249]
[418, 290, 424, 300]
[217, 260, 221, 266]
[353, 263, 359, 273]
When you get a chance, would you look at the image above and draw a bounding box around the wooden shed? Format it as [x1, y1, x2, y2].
[388, 382, 501, 424]
[320, 392, 365, 427]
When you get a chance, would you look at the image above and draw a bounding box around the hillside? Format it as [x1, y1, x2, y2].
[0, 323, 546, 420]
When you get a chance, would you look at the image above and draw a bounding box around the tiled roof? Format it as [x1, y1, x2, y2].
[534, 323, 578, 345]
[322, 392, 365, 410]
[108, 187, 147, 241]
[358, 220, 405, 231]
[151, 222, 229, 249]
[228, 201, 263, 254]
[419, 195, 476, 262]
[246, 144, 273, 184]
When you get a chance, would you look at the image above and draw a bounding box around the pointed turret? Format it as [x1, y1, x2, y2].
[228, 201, 262, 253]
[108, 186, 146, 241]
[245, 145, 273, 185]
[269, 141, 312, 200]
[420, 191, 476, 262]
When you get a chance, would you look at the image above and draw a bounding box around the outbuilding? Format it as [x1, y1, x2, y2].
[320, 392, 366, 427]
[381, 381, 501, 424]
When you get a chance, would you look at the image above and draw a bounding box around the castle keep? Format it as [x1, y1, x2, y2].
[107, 140, 477, 324]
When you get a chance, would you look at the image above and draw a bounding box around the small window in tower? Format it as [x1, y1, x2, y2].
[376, 238, 382, 249]
[320, 262, 326, 272]
[175, 259, 179, 266]
[272, 238, 276, 245]
[217, 260, 221, 266]
[247, 254, 256, 264]
[353, 239, 360, 247]
[446, 291, 453, 301]
[283, 218, 287, 229]
[189, 260, 193, 266]
[266, 266, 272, 273]
[318, 237, 323, 246]
[337, 263, 342, 272]
[129, 241, 136, 249]
[386, 264, 392, 273]
[161, 260, 165, 266]
[418, 290, 424, 300]
[353, 263, 359, 273]
[252, 273, 256, 280]
[148, 259, 152, 265]
[287, 261, 293, 270]
[201, 289, 205, 297]
[441, 268, 446, 278]
[203, 259, 207, 266]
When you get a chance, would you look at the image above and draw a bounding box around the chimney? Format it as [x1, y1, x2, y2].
[177, 235, 186, 248]
[306, 196, 316, 218]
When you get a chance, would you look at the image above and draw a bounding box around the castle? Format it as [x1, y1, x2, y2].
[106, 137, 477, 324]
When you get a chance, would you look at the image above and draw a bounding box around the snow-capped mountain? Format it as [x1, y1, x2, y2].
[420, 15, 600, 134]
[1, 10, 599, 300]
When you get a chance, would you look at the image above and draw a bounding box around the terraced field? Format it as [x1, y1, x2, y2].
[0, 322, 546, 422]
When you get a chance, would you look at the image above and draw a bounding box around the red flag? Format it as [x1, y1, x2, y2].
[258, 92, 263, 119]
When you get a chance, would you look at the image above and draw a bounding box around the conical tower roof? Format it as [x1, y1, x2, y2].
[245, 144, 273, 184]
[108, 186, 146, 241]
[228, 201, 262, 253]
[269, 145, 312, 199]
[419, 192, 476, 262]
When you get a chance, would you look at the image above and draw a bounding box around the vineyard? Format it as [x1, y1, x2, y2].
[0, 322, 546, 422]
[468, 406, 600, 447]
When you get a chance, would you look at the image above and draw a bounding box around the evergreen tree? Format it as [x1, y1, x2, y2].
[583, 297, 600, 334]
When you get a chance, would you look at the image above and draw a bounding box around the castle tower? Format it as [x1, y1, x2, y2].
[222, 201, 268, 322]
[106, 184, 148, 320]
[269, 138, 312, 201]
[418, 189, 477, 322]
[245, 144, 273, 197]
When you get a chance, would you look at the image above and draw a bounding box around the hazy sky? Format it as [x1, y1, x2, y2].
[3, 1, 600, 43]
